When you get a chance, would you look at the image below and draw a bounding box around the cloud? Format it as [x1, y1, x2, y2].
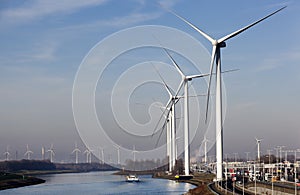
[158, 0, 180, 9]
[1, 0, 109, 24]
[98, 12, 162, 27]
[1, 41, 58, 68]
[255, 49, 300, 72]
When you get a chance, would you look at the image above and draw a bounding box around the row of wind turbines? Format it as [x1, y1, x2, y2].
[2, 143, 92, 164]
[1, 142, 136, 165]
[2, 144, 55, 162]
[153, 6, 285, 180]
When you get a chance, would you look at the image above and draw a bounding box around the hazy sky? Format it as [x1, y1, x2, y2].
[0, 0, 299, 164]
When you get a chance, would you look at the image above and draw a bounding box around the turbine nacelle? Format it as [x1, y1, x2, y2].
[218, 42, 226, 48]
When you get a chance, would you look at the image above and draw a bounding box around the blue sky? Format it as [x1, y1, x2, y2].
[0, 0, 299, 163]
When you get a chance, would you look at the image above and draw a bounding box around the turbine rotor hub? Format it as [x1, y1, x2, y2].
[213, 40, 218, 46]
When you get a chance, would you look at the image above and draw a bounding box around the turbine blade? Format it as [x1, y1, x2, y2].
[174, 79, 184, 99]
[188, 94, 207, 98]
[152, 63, 173, 97]
[154, 118, 168, 148]
[221, 68, 240, 74]
[218, 6, 286, 43]
[186, 73, 210, 80]
[169, 10, 215, 43]
[205, 46, 217, 123]
[162, 47, 185, 77]
[151, 98, 173, 137]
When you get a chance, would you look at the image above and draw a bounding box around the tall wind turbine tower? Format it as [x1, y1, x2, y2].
[72, 142, 81, 164]
[170, 6, 286, 180]
[24, 144, 33, 160]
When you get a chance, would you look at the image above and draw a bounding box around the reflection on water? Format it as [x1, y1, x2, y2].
[1, 171, 194, 195]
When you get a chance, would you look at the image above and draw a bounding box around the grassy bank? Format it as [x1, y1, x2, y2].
[153, 172, 216, 195]
[0, 172, 45, 191]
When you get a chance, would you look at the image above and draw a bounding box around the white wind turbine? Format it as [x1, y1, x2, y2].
[3, 146, 10, 161]
[72, 142, 81, 164]
[24, 144, 33, 160]
[163, 48, 209, 176]
[47, 144, 55, 163]
[113, 145, 121, 165]
[159, 105, 172, 172]
[255, 137, 263, 162]
[171, 6, 286, 180]
[132, 145, 139, 167]
[84, 148, 92, 163]
[41, 146, 45, 160]
[153, 64, 180, 171]
[99, 147, 104, 164]
[201, 136, 211, 164]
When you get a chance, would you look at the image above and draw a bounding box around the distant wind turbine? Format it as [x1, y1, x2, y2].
[41, 146, 45, 160]
[72, 142, 81, 164]
[47, 144, 55, 163]
[255, 137, 263, 162]
[113, 145, 121, 165]
[99, 147, 104, 164]
[24, 144, 33, 160]
[170, 6, 286, 180]
[132, 145, 138, 163]
[3, 146, 10, 161]
[202, 136, 211, 164]
[84, 148, 92, 163]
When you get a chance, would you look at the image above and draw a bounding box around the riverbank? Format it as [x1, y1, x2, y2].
[153, 172, 216, 195]
[0, 172, 45, 191]
[0, 160, 119, 190]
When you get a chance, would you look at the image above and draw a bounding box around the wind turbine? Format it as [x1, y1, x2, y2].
[255, 137, 263, 162]
[3, 146, 10, 161]
[47, 144, 55, 163]
[132, 145, 138, 163]
[72, 142, 81, 164]
[152, 64, 180, 171]
[42, 146, 45, 160]
[113, 145, 121, 165]
[161, 106, 172, 172]
[24, 144, 33, 160]
[84, 148, 92, 163]
[99, 147, 104, 164]
[170, 6, 286, 180]
[163, 48, 209, 176]
[202, 136, 211, 164]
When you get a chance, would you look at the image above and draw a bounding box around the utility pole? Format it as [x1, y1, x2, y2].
[234, 153, 238, 163]
[267, 149, 272, 164]
[295, 150, 297, 195]
[278, 146, 285, 179]
[245, 152, 250, 162]
[275, 147, 279, 177]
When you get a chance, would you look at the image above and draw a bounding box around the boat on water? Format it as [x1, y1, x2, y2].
[126, 175, 139, 182]
[174, 175, 193, 180]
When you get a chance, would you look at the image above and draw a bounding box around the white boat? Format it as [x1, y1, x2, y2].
[126, 175, 139, 182]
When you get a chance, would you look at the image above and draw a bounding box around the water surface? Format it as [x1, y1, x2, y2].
[2, 171, 194, 195]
